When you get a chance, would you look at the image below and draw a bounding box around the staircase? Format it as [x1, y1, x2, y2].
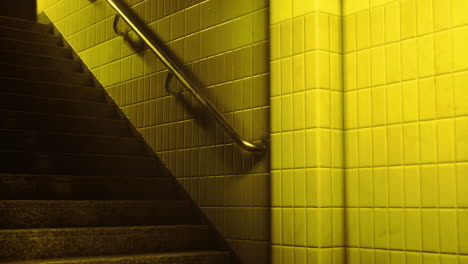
[0, 15, 229, 264]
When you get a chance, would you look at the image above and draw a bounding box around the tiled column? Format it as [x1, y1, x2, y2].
[270, 1, 344, 263]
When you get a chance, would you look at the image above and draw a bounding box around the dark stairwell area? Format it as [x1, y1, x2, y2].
[0, 14, 231, 263]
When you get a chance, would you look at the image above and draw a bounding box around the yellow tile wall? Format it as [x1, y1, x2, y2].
[37, 0, 468, 263]
[38, 0, 270, 263]
[270, 0, 345, 263]
[344, 0, 468, 263]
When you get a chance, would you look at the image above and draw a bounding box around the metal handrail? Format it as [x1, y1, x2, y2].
[101, 0, 266, 153]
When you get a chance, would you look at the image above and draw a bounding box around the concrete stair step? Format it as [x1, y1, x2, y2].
[0, 26, 60, 46]
[0, 251, 230, 264]
[0, 16, 229, 264]
[0, 38, 70, 58]
[0, 78, 103, 102]
[0, 64, 93, 86]
[0, 225, 215, 261]
[0, 151, 167, 176]
[0, 51, 82, 72]
[0, 200, 200, 229]
[0, 93, 116, 119]
[0, 110, 131, 137]
[0, 16, 52, 34]
[0, 174, 178, 200]
[0, 130, 147, 156]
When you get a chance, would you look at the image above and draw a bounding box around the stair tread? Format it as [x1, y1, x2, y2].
[0, 16, 51, 33]
[0, 93, 111, 107]
[0, 78, 103, 102]
[0, 173, 176, 200]
[0, 93, 116, 119]
[1, 109, 123, 121]
[0, 50, 81, 71]
[0, 129, 147, 156]
[1, 149, 157, 160]
[0, 50, 77, 63]
[0, 63, 93, 87]
[0, 251, 229, 264]
[0, 110, 131, 137]
[0, 62, 91, 77]
[0, 225, 208, 236]
[0, 173, 167, 180]
[0, 225, 215, 260]
[0, 150, 165, 176]
[0, 37, 62, 48]
[0, 77, 93, 89]
[0, 200, 189, 207]
[0, 25, 56, 37]
[0, 37, 70, 58]
[0, 128, 140, 141]
[0, 26, 61, 45]
[0, 200, 195, 228]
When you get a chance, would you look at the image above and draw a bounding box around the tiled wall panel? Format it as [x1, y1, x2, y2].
[270, 0, 344, 263]
[343, 0, 468, 262]
[38, 0, 468, 263]
[38, 0, 270, 263]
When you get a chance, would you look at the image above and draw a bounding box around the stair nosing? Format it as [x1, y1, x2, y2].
[0, 109, 125, 121]
[0, 251, 229, 264]
[0, 37, 66, 48]
[0, 37, 70, 59]
[0, 77, 100, 91]
[0, 16, 51, 29]
[0, 92, 114, 108]
[0, 25, 59, 38]
[2, 149, 158, 160]
[0, 128, 140, 141]
[0, 200, 189, 207]
[0, 62, 92, 78]
[0, 224, 208, 235]
[0, 49, 79, 64]
[0, 173, 170, 180]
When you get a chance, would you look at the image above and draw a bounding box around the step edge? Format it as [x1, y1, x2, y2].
[0, 173, 171, 181]
[0, 37, 67, 49]
[0, 149, 159, 160]
[0, 63, 92, 78]
[0, 77, 99, 91]
[0, 16, 52, 29]
[0, 200, 190, 207]
[0, 50, 80, 64]
[0, 251, 229, 264]
[0, 92, 114, 108]
[0, 128, 141, 141]
[0, 25, 59, 38]
[0, 224, 209, 235]
[0, 109, 126, 122]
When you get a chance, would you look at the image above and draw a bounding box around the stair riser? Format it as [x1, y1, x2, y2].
[0, 131, 145, 156]
[0, 79, 103, 102]
[0, 27, 60, 45]
[0, 202, 199, 229]
[0, 52, 81, 72]
[0, 94, 116, 119]
[0, 111, 131, 137]
[0, 226, 214, 261]
[0, 17, 52, 34]
[0, 175, 177, 200]
[0, 152, 166, 176]
[0, 39, 70, 58]
[0, 65, 93, 86]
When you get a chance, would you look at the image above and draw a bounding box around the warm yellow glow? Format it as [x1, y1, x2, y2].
[272, 0, 468, 263]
